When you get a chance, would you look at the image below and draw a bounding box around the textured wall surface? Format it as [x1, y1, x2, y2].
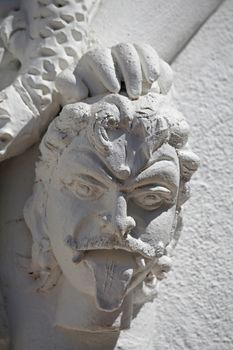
[0, 0, 232, 349]
[90, 0, 223, 62]
[151, 1, 233, 349]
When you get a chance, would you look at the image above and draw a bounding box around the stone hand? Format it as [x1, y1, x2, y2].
[56, 43, 173, 104]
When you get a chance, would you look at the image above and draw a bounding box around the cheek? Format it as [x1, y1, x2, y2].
[45, 189, 102, 294]
[128, 202, 177, 248]
[46, 188, 114, 241]
[46, 188, 83, 241]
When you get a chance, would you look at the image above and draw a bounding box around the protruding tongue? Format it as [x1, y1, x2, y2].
[85, 250, 135, 312]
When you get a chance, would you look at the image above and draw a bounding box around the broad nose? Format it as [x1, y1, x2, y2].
[114, 193, 136, 237]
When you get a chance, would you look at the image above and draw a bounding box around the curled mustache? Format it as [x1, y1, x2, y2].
[64, 234, 165, 260]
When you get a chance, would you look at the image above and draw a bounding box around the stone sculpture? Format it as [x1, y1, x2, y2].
[0, 0, 200, 345]
[23, 43, 199, 332]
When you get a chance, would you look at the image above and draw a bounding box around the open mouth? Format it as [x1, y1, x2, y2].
[74, 248, 156, 312]
[64, 234, 165, 311]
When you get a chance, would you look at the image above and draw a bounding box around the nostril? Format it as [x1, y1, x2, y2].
[99, 214, 112, 228]
[123, 227, 131, 237]
[117, 216, 136, 237]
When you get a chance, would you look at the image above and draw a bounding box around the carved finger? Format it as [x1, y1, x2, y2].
[134, 43, 160, 83]
[55, 69, 88, 105]
[84, 48, 121, 93]
[111, 43, 142, 99]
[157, 59, 173, 94]
[75, 56, 110, 96]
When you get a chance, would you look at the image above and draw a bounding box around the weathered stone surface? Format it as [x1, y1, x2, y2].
[0, 0, 231, 349]
[24, 44, 198, 334]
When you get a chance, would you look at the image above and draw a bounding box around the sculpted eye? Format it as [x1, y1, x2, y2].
[75, 181, 96, 198]
[62, 175, 105, 200]
[131, 186, 174, 211]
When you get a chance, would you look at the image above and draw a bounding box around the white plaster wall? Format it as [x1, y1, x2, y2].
[90, 0, 223, 62]
[0, 0, 232, 349]
[151, 1, 233, 348]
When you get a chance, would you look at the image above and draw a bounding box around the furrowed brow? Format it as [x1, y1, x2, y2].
[125, 160, 179, 193]
[77, 173, 108, 190]
[60, 148, 115, 186]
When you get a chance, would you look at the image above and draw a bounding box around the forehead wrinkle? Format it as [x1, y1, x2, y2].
[126, 142, 179, 179]
[58, 147, 115, 186]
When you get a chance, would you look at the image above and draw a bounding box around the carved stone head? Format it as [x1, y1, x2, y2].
[24, 87, 199, 331]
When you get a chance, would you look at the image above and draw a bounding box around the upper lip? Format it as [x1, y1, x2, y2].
[65, 234, 164, 259]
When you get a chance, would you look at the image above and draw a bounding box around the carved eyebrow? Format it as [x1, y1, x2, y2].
[76, 174, 108, 189]
[61, 148, 114, 186]
[125, 160, 179, 193]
